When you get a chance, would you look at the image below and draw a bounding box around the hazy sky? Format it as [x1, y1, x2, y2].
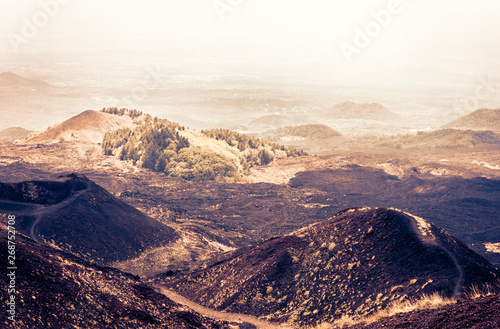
[1, 0, 500, 89]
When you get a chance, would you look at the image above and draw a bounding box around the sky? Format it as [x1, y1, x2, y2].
[1, 0, 499, 92]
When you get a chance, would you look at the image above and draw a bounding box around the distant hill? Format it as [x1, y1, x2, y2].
[367, 129, 500, 149]
[324, 101, 399, 121]
[262, 124, 342, 142]
[0, 221, 230, 328]
[166, 208, 500, 327]
[443, 109, 500, 131]
[0, 127, 33, 143]
[0, 173, 178, 264]
[248, 114, 295, 130]
[28, 110, 134, 143]
[0, 71, 51, 90]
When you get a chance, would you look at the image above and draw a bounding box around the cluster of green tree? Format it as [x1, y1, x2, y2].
[165, 147, 240, 181]
[101, 107, 146, 119]
[103, 118, 188, 167]
[102, 110, 308, 181]
[202, 128, 307, 166]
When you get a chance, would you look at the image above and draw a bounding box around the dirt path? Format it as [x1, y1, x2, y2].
[27, 189, 88, 243]
[154, 285, 294, 329]
[406, 211, 465, 298]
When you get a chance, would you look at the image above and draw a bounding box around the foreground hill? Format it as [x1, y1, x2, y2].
[0, 221, 230, 329]
[323, 101, 399, 121]
[443, 109, 500, 131]
[0, 173, 178, 264]
[262, 124, 342, 143]
[28, 110, 134, 143]
[0, 127, 33, 143]
[165, 208, 500, 327]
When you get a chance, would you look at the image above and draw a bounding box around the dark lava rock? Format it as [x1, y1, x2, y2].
[349, 293, 500, 329]
[0, 219, 229, 328]
[166, 208, 500, 327]
[0, 174, 178, 264]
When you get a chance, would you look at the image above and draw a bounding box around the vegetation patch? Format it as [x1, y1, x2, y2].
[101, 108, 306, 181]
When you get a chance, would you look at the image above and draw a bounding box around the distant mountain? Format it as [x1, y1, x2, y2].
[0, 127, 33, 143]
[28, 110, 134, 143]
[324, 101, 399, 121]
[0, 173, 178, 264]
[0, 71, 51, 90]
[248, 114, 295, 130]
[367, 129, 500, 149]
[262, 124, 342, 142]
[166, 208, 500, 327]
[0, 222, 230, 328]
[443, 109, 500, 131]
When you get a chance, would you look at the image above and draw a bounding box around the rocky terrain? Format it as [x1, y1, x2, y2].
[1, 135, 499, 271]
[340, 293, 500, 329]
[164, 208, 500, 327]
[0, 108, 499, 328]
[0, 173, 178, 264]
[0, 219, 233, 329]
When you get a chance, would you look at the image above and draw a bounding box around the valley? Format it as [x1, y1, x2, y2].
[1, 84, 500, 329]
[2, 1, 500, 326]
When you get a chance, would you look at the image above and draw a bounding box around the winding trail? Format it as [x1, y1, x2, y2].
[406, 212, 465, 298]
[28, 189, 88, 243]
[154, 285, 293, 329]
[0, 189, 89, 243]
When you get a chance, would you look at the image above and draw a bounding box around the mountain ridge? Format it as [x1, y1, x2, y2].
[443, 109, 500, 131]
[0, 220, 232, 328]
[165, 207, 500, 327]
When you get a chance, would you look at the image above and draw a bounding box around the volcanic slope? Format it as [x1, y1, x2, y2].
[165, 208, 500, 327]
[443, 108, 500, 131]
[0, 173, 178, 264]
[342, 292, 500, 329]
[27, 110, 134, 143]
[0, 221, 231, 329]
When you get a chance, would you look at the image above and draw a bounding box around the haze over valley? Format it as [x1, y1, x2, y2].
[1, 1, 500, 328]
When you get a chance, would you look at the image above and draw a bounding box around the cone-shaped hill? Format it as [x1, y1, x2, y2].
[165, 207, 500, 327]
[0, 173, 178, 264]
[27, 110, 134, 143]
[0, 221, 229, 328]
